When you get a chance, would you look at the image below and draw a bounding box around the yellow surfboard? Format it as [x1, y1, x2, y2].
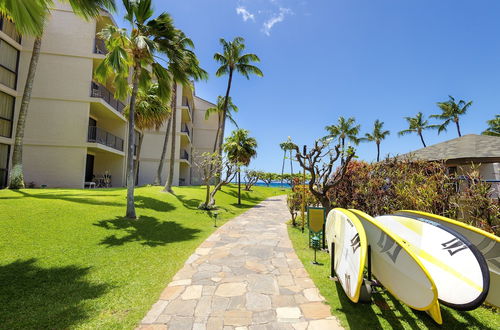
[396, 210, 499, 308]
[349, 209, 442, 324]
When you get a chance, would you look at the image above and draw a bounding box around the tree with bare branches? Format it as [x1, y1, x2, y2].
[293, 140, 355, 214]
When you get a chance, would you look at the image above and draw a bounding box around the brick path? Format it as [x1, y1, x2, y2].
[138, 195, 342, 330]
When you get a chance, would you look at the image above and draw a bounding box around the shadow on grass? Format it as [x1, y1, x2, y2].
[94, 216, 201, 247]
[135, 195, 176, 212]
[3, 190, 124, 207]
[174, 194, 203, 210]
[0, 259, 109, 329]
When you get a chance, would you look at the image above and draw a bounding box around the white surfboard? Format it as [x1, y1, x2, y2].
[349, 209, 442, 324]
[396, 210, 499, 308]
[325, 208, 367, 302]
[377, 214, 489, 311]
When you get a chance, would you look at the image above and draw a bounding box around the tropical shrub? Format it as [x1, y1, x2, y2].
[287, 189, 318, 226]
[328, 159, 499, 235]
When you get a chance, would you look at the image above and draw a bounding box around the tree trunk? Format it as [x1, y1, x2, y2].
[154, 116, 172, 185]
[164, 84, 177, 193]
[341, 137, 345, 165]
[205, 182, 210, 205]
[214, 69, 234, 154]
[134, 132, 143, 185]
[237, 167, 241, 205]
[212, 111, 222, 154]
[376, 142, 380, 162]
[125, 64, 141, 219]
[289, 150, 293, 176]
[208, 180, 225, 207]
[9, 35, 43, 189]
[456, 119, 462, 137]
[280, 149, 286, 188]
[419, 133, 427, 148]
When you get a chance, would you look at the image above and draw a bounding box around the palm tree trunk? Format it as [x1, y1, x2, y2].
[154, 116, 172, 185]
[9, 35, 43, 189]
[212, 112, 222, 154]
[134, 132, 143, 185]
[164, 84, 177, 193]
[280, 149, 286, 188]
[341, 138, 345, 165]
[237, 166, 241, 205]
[376, 142, 380, 162]
[126, 64, 141, 219]
[419, 133, 427, 148]
[289, 150, 293, 176]
[456, 120, 462, 137]
[215, 69, 234, 154]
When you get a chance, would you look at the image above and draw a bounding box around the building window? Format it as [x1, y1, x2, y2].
[0, 143, 9, 189]
[0, 40, 19, 89]
[0, 91, 14, 138]
[0, 16, 21, 43]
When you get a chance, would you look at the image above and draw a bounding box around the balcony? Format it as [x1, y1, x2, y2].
[91, 82, 125, 114]
[88, 126, 124, 152]
[181, 123, 190, 138]
[181, 97, 194, 119]
[0, 16, 21, 43]
[94, 38, 108, 55]
[180, 149, 190, 162]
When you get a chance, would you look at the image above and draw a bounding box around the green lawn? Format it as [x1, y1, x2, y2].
[0, 185, 285, 329]
[288, 225, 499, 330]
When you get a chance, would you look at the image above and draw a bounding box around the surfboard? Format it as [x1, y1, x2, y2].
[395, 210, 499, 308]
[348, 209, 442, 324]
[376, 214, 489, 311]
[325, 208, 367, 303]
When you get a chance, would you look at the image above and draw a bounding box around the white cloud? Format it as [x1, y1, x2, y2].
[261, 7, 292, 36]
[236, 6, 255, 22]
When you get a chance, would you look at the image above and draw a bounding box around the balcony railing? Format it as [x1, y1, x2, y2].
[94, 38, 108, 54]
[88, 126, 124, 152]
[181, 97, 194, 118]
[0, 16, 21, 43]
[180, 149, 189, 161]
[181, 124, 190, 138]
[90, 81, 125, 114]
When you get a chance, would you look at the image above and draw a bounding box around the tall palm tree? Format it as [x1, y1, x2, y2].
[223, 129, 257, 205]
[159, 28, 207, 193]
[398, 112, 438, 148]
[95, 1, 175, 218]
[6, 0, 116, 189]
[325, 116, 361, 164]
[432, 95, 472, 137]
[213, 37, 262, 155]
[279, 137, 296, 187]
[482, 115, 500, 137]
[125, 83, 170, 182]
[361, 120, 390, 162]
[205, 96, 239, 129]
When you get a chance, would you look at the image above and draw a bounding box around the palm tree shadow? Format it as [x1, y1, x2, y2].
[94, 216, 201, 247]
[3, 189, 124, 207]
[0, 258, 110, 329]
[173, 194, 203, 211]
[135, 195, 176, 212]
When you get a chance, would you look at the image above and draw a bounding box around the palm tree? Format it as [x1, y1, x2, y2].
[95, 1, 175, 218]
[325, 116, 361, 164]
[125, 83, 170, 182]
[160, 29, 207, 193]
[482, 115, 500, 137]
[223, 129, 257, 205]
[205, 96, 239, 129]
[432, 95, 472, 137]
[279, 137, 296, 187]
[6, 0, 116, 189]
[213, 37, 263, 155]
[398, 112, 438, 148]
[361, 120, 390, 162]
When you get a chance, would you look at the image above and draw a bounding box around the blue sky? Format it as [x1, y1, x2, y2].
[116, 0, 500, 173]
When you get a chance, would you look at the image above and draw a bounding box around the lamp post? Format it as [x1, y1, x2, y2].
[301, 145, 307, 233]
[311, 235, 321, 265]
[213, 211, 218, 227]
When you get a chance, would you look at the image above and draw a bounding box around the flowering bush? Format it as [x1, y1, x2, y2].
[328, 159, 499, 235]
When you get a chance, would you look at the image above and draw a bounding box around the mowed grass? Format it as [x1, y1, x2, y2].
[288, 225, 499, 330]
[0, 185, 285, 329]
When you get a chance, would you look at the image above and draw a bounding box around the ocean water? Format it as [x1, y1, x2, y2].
[252, 182, 291, 188]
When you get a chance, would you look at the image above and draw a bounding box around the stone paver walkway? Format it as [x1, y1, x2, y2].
[138, 195, 342, 330]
